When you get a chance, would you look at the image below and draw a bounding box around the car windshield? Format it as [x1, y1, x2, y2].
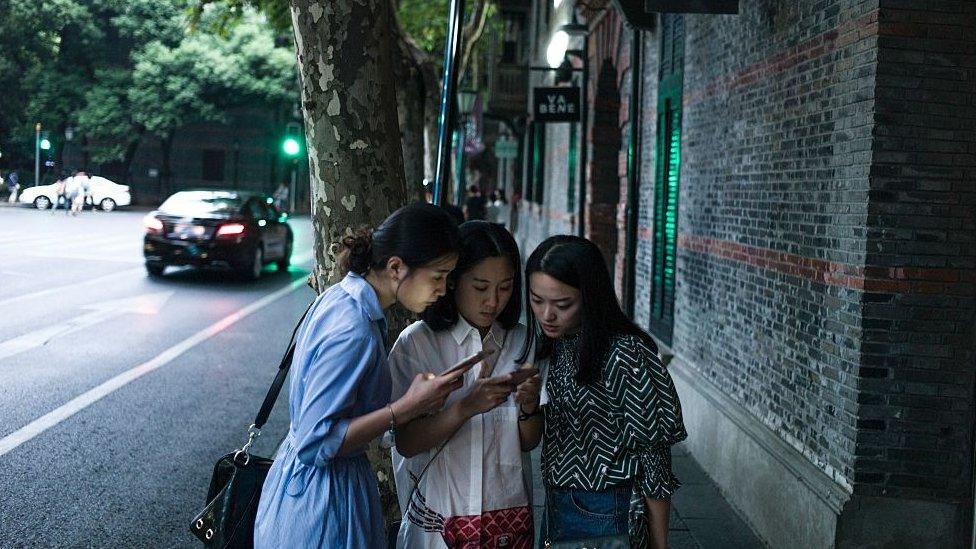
[158, 192, 241, 217]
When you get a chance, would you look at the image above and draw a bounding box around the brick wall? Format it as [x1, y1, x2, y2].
[518, 0, 974, 539]
[637, 0, 883, 490]
[855, 0, 976, 503]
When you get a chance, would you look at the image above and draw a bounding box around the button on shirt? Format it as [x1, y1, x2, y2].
[389, 319, 531, 548]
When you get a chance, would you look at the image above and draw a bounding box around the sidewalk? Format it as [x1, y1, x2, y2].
[531, 444, 766, 548]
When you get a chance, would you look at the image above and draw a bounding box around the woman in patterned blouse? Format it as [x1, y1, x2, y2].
[518, 235, 687, 548]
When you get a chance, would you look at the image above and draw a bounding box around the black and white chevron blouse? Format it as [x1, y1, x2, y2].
[542, 332, 687, 543]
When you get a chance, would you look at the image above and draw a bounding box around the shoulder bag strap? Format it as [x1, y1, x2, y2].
[252, 299, 315, 429]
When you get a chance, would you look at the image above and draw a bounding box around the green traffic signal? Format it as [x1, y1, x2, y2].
[40, 138, 52, 150]
[282, 137, 300, 156]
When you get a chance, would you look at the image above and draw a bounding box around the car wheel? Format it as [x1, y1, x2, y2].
[34, 196, 51, 210]
[277, 237, 292, 272]
[243, 246, 263, 280]
[145, 262, 166, 277]
[100, 198, 117, 212]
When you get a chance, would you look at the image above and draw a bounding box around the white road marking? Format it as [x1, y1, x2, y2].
[0, 292, 173, 362]
[0, 277, 308, 458]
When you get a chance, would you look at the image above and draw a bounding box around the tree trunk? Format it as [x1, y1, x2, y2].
[291, 0, 408, 289]
[290, 0, 409, 526]
[389, 2, 427, 203]
[160, 132, 174, 200]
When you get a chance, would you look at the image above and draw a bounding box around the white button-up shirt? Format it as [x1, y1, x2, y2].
[389, 318, 531, 548]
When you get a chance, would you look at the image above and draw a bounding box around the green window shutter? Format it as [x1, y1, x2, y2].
[524, 123, 536, 202]
[533, 124, 547, 204]
[649, 14, 684, 345]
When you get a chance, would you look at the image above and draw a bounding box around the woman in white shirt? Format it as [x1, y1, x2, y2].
[389, 221, 543, 548]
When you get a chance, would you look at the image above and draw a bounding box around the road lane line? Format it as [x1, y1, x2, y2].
[0, 277, 309, 458]
[0, 267, 144, 309]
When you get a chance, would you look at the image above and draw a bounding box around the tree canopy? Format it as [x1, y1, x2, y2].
[0, 0, 296, 178]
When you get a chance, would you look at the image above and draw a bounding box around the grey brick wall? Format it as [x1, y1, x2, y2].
[855, 0, 976, 502]
[517, 0, 974, 540]
[635, 1, 883, 491]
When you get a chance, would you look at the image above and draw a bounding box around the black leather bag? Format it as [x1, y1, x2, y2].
[189, 304, 312, 548]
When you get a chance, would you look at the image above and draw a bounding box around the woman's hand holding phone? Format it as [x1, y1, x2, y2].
[394, 350, 496, 421]
[514, 363, 542, 415]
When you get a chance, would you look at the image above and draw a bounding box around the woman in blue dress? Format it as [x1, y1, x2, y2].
[255, 203, 469, 548]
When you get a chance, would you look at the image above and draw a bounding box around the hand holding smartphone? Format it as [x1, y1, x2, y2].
[504, 366, 539, 386]
[438, 349, 495, 381]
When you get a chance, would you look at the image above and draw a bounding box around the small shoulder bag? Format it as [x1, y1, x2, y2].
[188, 302, 313, 548]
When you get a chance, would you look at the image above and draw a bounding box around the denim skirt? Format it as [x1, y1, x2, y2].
[542, 484, 630, 542]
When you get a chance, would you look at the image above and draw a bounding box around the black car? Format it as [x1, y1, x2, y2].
[143, 190, 293, 279]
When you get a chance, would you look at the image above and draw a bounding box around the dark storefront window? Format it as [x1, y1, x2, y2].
[649, 14, 684, 344]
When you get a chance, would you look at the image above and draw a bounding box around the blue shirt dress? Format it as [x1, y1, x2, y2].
[254, 273, 391, 548]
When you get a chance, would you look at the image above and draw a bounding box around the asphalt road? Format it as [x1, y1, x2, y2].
[0, 204, 316, 548]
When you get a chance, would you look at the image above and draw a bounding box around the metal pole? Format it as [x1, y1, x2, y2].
[289, 160, 297, 213]
[432, 0, 465, 206]
[34, 123, 40, 187]
[624, 29, 643, 317]
[576, 39, 589, 237]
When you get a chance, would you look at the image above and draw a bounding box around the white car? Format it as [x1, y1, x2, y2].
[19, 176, 132, 212]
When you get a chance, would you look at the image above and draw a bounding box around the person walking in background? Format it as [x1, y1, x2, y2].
[64, 171, 81, 215]
[462, 184, 487, 221]
[273, 181, 289, 212]
[486, 190, 509, 227]
[6, 170, 20, 203]
[520, 235, 687, 548]
[389, 221, 540, 548]
[254, 203, 473, 549]
[52, 172, 69, 214]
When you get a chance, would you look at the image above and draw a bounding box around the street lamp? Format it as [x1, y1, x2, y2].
[454, 89, 478, 204]
[546, 30, 570, 69]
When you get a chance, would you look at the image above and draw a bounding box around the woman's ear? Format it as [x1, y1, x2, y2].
[385, 256, 405, 282]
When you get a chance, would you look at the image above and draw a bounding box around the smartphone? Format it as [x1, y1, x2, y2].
[439, 349, 495, 379]
[502, 366, 539, 386]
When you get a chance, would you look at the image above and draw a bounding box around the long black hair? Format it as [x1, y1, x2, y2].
[517, 235, 657, 385]
[338, 201, 460, 276]
[421, 220, 521, 331]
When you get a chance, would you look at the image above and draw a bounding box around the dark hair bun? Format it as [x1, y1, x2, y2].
[338, 228, 374, 275]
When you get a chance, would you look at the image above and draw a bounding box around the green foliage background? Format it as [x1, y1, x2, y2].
[0, 0, 296, 174]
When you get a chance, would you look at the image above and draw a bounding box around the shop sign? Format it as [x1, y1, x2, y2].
[533, 87, 581, 123]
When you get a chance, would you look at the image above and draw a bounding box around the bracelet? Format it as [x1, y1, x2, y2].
[387, 403, 398, 435]
[380, 403, 398, 450]
[518, 404, 541, 421]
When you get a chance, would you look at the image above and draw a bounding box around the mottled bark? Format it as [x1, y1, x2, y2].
[290, 0, 409, 525]
[291, 0, 408, 290]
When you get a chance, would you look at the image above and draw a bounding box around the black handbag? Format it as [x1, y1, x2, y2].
[189, 303, 312, 547]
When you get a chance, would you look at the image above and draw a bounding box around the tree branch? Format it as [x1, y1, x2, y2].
[458, 0, 490, 81]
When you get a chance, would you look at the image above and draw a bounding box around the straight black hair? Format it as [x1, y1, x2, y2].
[338, 201, 460, 276]
[421, 220, 522, 331]
[517, 235, 658, 385]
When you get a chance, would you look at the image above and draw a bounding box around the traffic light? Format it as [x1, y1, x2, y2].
[282, 137, 300, 157]
[282, 122, 302, 157]
[40, 131, 51, 151]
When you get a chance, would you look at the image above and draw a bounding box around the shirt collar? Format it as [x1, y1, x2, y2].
[450, 315, 504, 347]
[339, 272, 385, 322]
